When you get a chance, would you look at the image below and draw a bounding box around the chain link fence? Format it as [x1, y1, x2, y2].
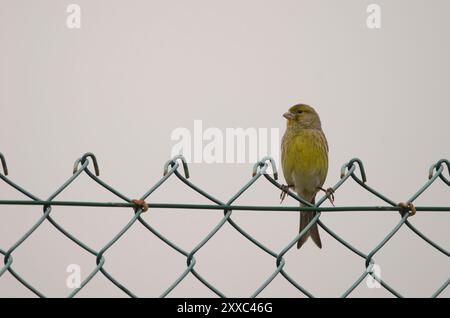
[0, 152, 448, 298]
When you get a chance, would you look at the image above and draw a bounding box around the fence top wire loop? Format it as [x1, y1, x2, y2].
[0, 151, 448, 298]
[429, 159, 450, 186]
[163, 155, 190, 179]
[252, 156, 278, 180]
[340, 158, 367, 183]
[73, 152, 100, 176]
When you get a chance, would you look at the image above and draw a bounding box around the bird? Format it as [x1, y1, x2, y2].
[281, 104, 331, 249]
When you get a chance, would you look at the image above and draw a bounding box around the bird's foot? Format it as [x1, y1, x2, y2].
[280, 184, 294, 203]
[318, 187, 335, 206]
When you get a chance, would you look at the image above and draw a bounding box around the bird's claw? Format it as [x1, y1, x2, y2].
[318, 187, 335, 206]
[280, 184, 294, 203]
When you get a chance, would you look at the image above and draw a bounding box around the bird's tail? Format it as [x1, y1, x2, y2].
[297, 199, 322, 249]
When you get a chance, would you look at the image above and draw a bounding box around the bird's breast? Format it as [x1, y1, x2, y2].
[281, 129, 328, 194]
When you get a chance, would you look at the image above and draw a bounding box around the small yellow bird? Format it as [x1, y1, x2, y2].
[281, 104, 330, 249]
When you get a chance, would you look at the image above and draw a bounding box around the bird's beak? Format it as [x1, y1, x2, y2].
[283, 112, 294, 120]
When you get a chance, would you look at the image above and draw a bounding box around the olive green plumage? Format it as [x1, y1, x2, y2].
[281, 104, 328, 249]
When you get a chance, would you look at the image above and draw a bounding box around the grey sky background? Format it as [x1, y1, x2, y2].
[0, 0, 449, 297]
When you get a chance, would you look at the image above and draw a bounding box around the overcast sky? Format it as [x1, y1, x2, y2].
[0, 0, 449, 297]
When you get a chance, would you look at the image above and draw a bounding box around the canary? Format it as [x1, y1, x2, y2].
[281, 104, 329, 249]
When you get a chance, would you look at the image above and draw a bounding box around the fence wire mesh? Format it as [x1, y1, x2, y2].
[0, 152, 448, 298]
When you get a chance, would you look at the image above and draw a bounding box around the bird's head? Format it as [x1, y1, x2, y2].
[283, 104, 322, 129]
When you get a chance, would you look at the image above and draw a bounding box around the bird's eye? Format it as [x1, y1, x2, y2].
[297, 110, 303, 114]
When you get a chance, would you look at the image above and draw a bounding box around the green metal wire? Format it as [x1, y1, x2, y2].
[0, 152, 448, 298]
